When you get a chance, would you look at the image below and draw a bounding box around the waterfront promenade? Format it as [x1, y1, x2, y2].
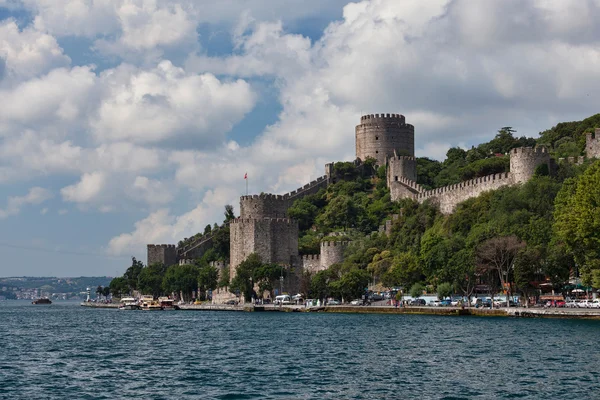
[80, 301, 600, 319]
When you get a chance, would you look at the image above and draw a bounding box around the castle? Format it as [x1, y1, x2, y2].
[148, 114, 600, 298]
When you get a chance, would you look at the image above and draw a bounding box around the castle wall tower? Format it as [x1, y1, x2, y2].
[387, 154, 417, 187]
[240, 194, 290, 219]
[320, 240, 349, 269]
[147, 244, 177, 267]
[586, 128, 600, 159]
[509, 146, 550, 184]
[355, 113, 414, 166]
[229, 218, 299, 279]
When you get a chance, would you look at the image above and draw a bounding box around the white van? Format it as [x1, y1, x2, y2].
[274, 295, 292, 305]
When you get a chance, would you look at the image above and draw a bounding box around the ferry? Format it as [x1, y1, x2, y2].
[140, 295, 162, 311]
[118, 297, 140, 310]
[158, 297, 178, 311]
[32, 298, 52, 304]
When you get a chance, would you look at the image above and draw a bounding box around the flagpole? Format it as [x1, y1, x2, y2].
[246, 176, 248, 195]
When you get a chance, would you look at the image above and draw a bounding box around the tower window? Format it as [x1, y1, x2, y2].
[395, 176, 398, 181]
[376, 151, 379, 154]
[375, 136, 379, 140]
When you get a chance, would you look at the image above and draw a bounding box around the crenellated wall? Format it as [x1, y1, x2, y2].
[229, 218, 299, 278]
[356, 113, 414, 166]
[147, 244, 177, 267]
[586, 128, 600, 159]
[416, 172, 513, 214]
[302, 254, 322, 274]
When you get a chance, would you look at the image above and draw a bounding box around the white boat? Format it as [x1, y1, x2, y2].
[158, 297, 177, 311]
[140, 295, 162, 311]
[118, 297, 140, 310]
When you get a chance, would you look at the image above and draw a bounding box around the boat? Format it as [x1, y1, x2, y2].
[158, 297, 178, 311]
[32, 298, 52, 304]
[140, 295, 162, 311]
[118, 297, 140, 310]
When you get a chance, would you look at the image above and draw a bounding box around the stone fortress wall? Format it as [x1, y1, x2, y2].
[356, 113, 414, 166]
[147, 244, 177, 267]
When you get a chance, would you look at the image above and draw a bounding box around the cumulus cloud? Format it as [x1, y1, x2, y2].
[0, 187, 53, 218]
[61, 172, 106, 204]
[91, 61, 256, 146]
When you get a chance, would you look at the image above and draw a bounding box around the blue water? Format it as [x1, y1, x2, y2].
[0, 301, 599, 399]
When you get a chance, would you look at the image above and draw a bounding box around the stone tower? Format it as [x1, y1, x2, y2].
[355, 113, 414, 166]
[387, 152, 417, 187]
[509, 146, 550, 184]
[229, 194, 299, 279]
[320, 240, 349, 269]
[147, 244, 177, 267]
[586, 128, 600, 159]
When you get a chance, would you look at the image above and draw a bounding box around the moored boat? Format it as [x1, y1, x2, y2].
[32, 298, 52, 305]
[158, 297, 177, 310]
[140, 295, 162, 311]
[118, 297, 140, 310]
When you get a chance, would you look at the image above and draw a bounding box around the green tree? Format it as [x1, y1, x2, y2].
[102, 286, 110, 300]
[224, 204, 236, 223]
[198, 265, 219, 300]
[162, 263, 200, 301]
[123, 257, 144, 292]
[230, 253, 263, 301]
[203, 224, 212, 235]
[138, 263, 168, 297]
[436, 282, 453, 300]
[218, 266, 230, 290]
[109, 277, 128, 298]
[409, 282, 425, 299]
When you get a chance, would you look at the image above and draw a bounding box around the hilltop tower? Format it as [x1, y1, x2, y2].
[509, 146, 550, 184]
[586, 128, 600, 159]
[355, 113, 414, 166]
[320, 240, 349, 269]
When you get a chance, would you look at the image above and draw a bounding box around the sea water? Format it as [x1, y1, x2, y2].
[0, 300, 598, 399]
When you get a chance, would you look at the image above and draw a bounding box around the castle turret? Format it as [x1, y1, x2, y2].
[509, 146, 550, 184]
[586, 128, 600, 159]
[355, 113, 414, 166]
[387, 152, 417, 186]
[147, 244, 177, 267]
[320, 240, 349, 269]
[239, 194, 290, 219]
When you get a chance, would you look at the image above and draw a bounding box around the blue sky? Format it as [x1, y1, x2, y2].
[1, 0, 600, 277]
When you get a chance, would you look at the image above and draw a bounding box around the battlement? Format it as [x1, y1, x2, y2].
[396, 176, 424, 192]
[240, 193, 286, 201]
[417, 172, 511, 200]
[147, 244, 176, 248]
[511, 146, 548, 155]
[282, 175, 327, 200]
[558, 156, 585, 165]
[321, 241, 350, 247]
[360, 113, 406, 124]
[231, 217, 295, 224]
[302, 254, 320, 261]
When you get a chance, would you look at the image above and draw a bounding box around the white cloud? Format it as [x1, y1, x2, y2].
[61, 172, 106, 204]
[0, 20, 70, 81]
[0, 187, 53, 218]
[91, 61, 256, 145]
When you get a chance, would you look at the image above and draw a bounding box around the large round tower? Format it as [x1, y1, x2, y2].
[509, 146, 550, 184]
[355, 113, 414, 166]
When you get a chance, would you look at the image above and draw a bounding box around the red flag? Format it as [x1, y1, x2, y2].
[244, 172, 247, 179]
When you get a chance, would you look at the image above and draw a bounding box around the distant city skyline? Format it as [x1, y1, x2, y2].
[1, 0, 600, 276]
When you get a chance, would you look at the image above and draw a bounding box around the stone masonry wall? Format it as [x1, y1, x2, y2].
[320, 241, 349, 269]
[302, 254, 322, 274]
[417, 172, 514, 214]
[387, 154, 417, 186]
[586, 128, 600, 159]
[147, 244, 177, 267]
[229, 218, 299, 278]
[509, 146, 550, 184]
[355, 114, 414, 166]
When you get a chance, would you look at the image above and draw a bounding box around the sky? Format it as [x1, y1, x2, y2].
[1, 0, 600, 277]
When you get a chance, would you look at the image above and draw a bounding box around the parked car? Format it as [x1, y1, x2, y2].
[578, 300, 592, 308]
[369, 293, 384, 301]
[327, 299, 341, 305]
[429, 300, 441, 307]
[350, 299, 361, 305]
[565, 299, 578, 308]
[440, 299, 452, 307]
[410, 299, 426, 306]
